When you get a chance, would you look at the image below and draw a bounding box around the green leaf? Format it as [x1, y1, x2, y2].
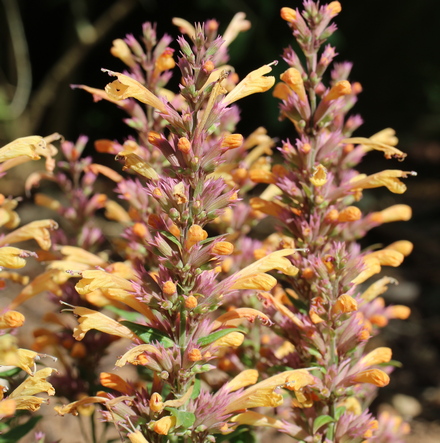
[312, 415, 334, 434]
[307, 347, 322, 359]
[0, 367, 21, 378]
[216, 425, 257, 442]
[120, 321, 174, 348]
[0, 416, 42, 443]
[159, 230, 182, 248]
[197, 328, 242, 347]
[191, 378, 201, 399]
[335, 406, 346, 420]
[199, 234, 225, 246]
[105, 306, 142, 322]
[165, 407, 196, 429]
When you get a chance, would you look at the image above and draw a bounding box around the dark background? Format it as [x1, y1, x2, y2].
[1, 0, 440, 435]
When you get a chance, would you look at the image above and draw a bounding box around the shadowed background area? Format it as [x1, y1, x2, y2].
[1, 0, 440, 440]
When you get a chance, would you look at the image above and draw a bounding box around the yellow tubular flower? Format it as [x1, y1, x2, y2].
[360, 347, 392, 367]
[153, 416, 177, 435]
[72, 307, 138, 341]
[343, 134, 406, 160]
[171, 17, 196, 39]
[185, 224, 208, 250]
[225, 369, 314, 413]
[0, 247, 30, 269]
[361, 276, 398, 302]
[332, 294, 358, 315]
[338, 206, 362, 222]
[273, 82, 291, 100]
[116, 344, 161, 367]
[212, 308, 271, 330]
[9, 368, 57, 411]
[280, 68, 306, 102]
[212, 331, 245, 348]
[231, 411, 285, 429]
[351, 256, 381, 285]
[0, 398, 16, 419]
[350, 170, 416, 194]
[34, 193, 62, 211]
[75, 269, 155, 322]
[110, 39, 135, 67]
[116, 151, 159, 180]
[222, 12, 251, 47]
[0, 220, 58, 250]
[323, 80, 352, 102]
[104, 200, 131, 223]
[103, 70, 167, 113]
[128, 431, 150, 443]
[0, 136, 44, 163]
[250, 197, 285, 218]
[371, 204, 412, 223]
[310, 164, 328, 187]
[224, 370, 259, 392]
[222, 64, 275, 106]
[99, 372, 133, 395]
[351, 369, 390, 387]
[55, 395, 109, 416]
[150, 393, 164, 412]
[365, 249, 404, 267]
[387, 305, 411, 320]
[384, 240, 413, 256]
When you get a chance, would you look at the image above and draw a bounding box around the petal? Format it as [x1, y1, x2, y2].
[222, 65, 275, 106]
[73, 307, 137, 341]
[103, 70, 167, 113]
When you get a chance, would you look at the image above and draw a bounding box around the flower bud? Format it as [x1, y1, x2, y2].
[0, 310, 25, 329]
[387, 305, 411, 320]
[149, 393, 164, 412]
[168, 223, 180, 238]
[133, 223, 148, 238]
[280, 68, 306, 102]
[185, 295, 198, 309]
[111, 39, 135, 67]
[70, 342, 87, 359]
[332, 294, 358, 315]
[327, 1, 342, 16]
[148, 131, 162, 146]
[351, 369, 390, 387]
[211, 241, 234, 255]
[155, 48, 175, 72]
[177, 137, 191, 154]
[153, 416, 176, 435]
[338, 206, 362, 222]
[188, 349, 202, 362]
[323, 80, 351, 102]
[221, 134, 243, 150]
[325, 209, 339, 223]
[310, 164, 328, 187]
[128, 430, 149, 443]
[185, 225, 208, 249]
[148, 214, 163, 230]
[249, 169, 276, 184]
[280, 7, 297, 23]
[162, 281, 177, 296]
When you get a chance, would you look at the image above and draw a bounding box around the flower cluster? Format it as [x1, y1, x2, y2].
[0, 3, 415, 442]
[243, 2, 414, 441]
[0, 136, 58, 433]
